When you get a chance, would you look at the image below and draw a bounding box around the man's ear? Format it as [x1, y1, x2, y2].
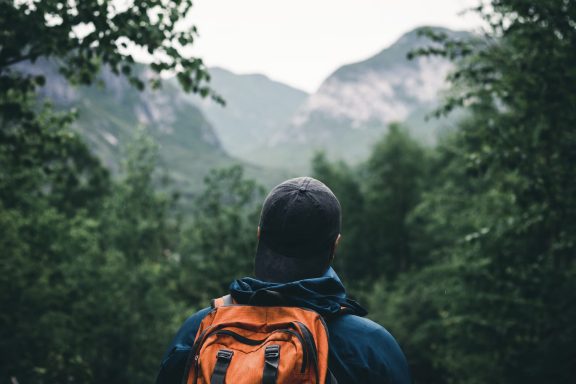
[329, 234, 342, 263]
[257, 226, 260, 239]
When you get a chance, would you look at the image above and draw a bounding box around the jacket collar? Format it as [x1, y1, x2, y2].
[229, 267, 367, 317]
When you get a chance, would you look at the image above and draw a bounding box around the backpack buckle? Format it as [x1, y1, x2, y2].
[265, 345, 280, 358]
[217, 349, 234, 360]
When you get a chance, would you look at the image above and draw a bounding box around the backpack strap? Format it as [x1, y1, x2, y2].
[211, 294, 235, 309]
[210, 349, 234, 384]
[262, 344, 280, 384]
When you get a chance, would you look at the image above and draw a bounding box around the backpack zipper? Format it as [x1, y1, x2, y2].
[182, 306, 330, 384]
[185, 326, 309, 382]
[210, 326, 307, 369]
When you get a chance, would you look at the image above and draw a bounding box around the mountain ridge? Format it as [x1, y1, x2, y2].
[244, 26, 472, 170]
[15, 25, 472, 190]
[191, 66, 309, 161]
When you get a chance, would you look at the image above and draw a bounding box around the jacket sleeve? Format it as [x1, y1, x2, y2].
[155, 307, 212, 384]
[156, 347, 192, 384]
[366, 327, 412, 384]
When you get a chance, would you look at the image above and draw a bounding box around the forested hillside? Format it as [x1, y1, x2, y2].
[1, 0, 575, 383]
[17, 60, 286, 194]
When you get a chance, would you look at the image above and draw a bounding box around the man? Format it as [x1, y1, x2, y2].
[156, 177, 411, 383]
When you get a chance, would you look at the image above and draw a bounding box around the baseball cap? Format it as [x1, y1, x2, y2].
[255, 177, 341, 282]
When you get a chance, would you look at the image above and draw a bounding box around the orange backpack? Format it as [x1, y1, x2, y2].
[181, 294, 338, 384]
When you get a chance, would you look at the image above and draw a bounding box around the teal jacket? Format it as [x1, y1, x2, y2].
[156, 268, 411, 384]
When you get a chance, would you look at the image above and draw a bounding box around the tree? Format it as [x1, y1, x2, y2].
[178, 166, 265, 306]
[0, 0, 222, 156]
[311, 152, 369, 292]
[0, 1, 222, 382]
[0, 0, 219, 99]
[103, 130, 180, 265]
[311, 125, 431, 296]
[364, 123, 429, 281]
[0, 128, 186, 383]
[85, 132, 184, 383]
[394, 1, 576, 382]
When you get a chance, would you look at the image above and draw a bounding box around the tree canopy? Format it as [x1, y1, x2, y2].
[0, 0, 219, 95]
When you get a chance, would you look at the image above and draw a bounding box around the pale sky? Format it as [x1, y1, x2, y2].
[187, 0, 483, 93]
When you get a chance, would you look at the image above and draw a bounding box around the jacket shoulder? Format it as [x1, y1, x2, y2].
[169, 307, 212, 349]
[155, 307, 212, 384]
[328, 315, 411, 384]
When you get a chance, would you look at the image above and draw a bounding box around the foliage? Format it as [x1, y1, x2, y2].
[313, 2, 576, 383]
[0, 98, 110, 216]
[0, 115, 267, 382]
[0, 1, 240, 382]
[363, 123, 430, 280]
[0, 110, 182, 382]
[372, 1, 576, 383]
[311, 152, 367, 290]
[0, 0, 232, 382]
[312, 124, 430, 293]
[178, 166, 265, 307]
[0, 0, 220, 99]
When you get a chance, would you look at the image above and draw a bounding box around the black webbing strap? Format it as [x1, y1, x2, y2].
[210, 349, 234, 384]
[262, 345, 280, 384]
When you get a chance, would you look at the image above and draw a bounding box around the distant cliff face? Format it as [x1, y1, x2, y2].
[290, 57, 451, 129]
[291, 31, 452, 129]
[16, 60, 233, 192]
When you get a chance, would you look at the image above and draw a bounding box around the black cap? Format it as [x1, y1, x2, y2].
[255, 177, 341, 282]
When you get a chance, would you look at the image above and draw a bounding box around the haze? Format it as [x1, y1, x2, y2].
[189, 0, 483, 93]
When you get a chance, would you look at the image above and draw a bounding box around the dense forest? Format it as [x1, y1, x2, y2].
[1, 0, 575, 383]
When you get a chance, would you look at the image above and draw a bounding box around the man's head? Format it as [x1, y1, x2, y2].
[255, 177, 342, 283]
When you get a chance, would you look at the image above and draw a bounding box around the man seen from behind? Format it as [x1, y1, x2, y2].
[156, 177, 411, 384]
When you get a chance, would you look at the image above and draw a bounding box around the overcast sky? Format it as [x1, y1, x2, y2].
[187, 0, 483, 93]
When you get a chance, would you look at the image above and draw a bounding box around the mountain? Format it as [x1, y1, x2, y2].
[19, 60, 287, 195]
[249, 26, 470, 170]
[192, 67, 309, 160]
[17, 26, 471, 189]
